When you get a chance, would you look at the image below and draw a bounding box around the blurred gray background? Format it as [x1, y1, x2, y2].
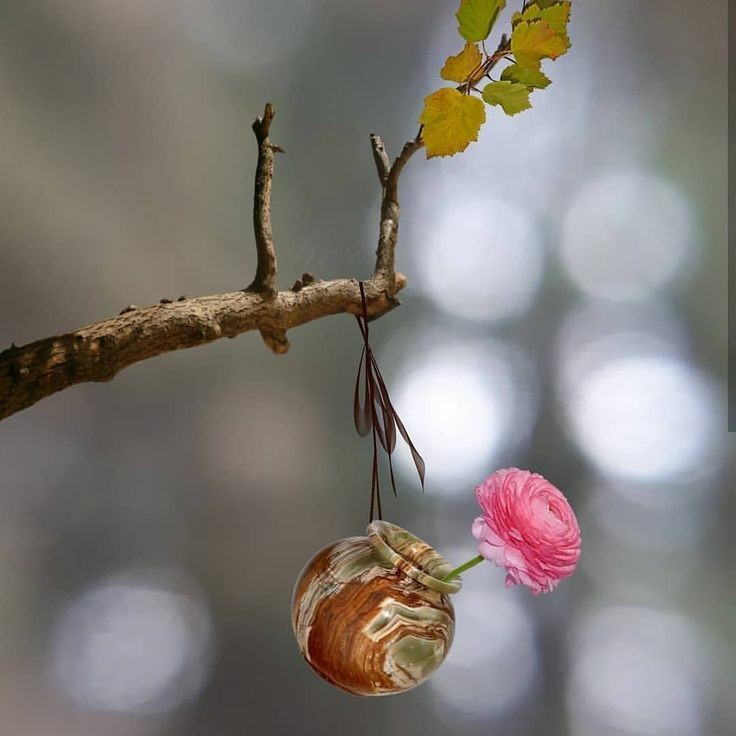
[0, 1, 732, 735]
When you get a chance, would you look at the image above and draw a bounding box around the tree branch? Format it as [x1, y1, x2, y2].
[0, 104, 423, 421]
[0, 275, 406, 420]
[246, 103, 282, 295]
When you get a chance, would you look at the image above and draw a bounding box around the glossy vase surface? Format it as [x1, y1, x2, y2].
[291, 520, 462, 696]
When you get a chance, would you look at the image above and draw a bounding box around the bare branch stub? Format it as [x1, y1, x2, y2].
[370, 134, 391, 187]
[246, 102, 281, 296]
[372, 129, 425, 298]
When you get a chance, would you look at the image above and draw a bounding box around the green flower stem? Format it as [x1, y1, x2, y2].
[443, 554, 485, 582]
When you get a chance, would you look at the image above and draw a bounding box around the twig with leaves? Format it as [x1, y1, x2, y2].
[420, 0, 571, 157]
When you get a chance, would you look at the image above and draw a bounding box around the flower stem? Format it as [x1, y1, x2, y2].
[443, 554, 485, 581]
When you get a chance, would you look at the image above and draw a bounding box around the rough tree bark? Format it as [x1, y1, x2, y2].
[0, 105, 424, 421]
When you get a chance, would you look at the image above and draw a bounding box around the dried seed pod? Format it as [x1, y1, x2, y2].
[291, 521, 461, 696]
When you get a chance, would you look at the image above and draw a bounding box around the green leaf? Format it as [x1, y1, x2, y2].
[456, 0, 506, 43]
[440, 43, 484, 84]
[482, 81, 532, 115]
[511, 20, 567, 69]
[501, 63, 551, 89]
[419, 88, 486, 158]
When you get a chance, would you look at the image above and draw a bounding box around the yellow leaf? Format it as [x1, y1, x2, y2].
[511, 20, 568, 69]
[537, 2, 571, 38]
[518, 2, 571, 47]
[440, 43, 484, 84]
[419, 88, 486, 158]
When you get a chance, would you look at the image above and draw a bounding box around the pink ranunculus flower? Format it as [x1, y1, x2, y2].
[472, 468, 581, 595]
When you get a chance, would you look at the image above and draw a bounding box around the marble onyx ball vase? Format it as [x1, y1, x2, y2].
[291, 521, 462, 696]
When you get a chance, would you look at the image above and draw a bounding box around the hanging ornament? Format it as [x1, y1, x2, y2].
[291, 520, 461, 696]
[292, 281, 582, 695]
[290, 469, 582, 695]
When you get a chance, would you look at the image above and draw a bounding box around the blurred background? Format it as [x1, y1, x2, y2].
[0, 1, 731, 734]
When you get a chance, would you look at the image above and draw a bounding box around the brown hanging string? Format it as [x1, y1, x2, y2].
[353, 282, 425, 522]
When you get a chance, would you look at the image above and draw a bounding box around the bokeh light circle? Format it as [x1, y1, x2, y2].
[564, 353, 720, 483]
[415, 198, 544, 323]
[390, 335, 536, 491]
[50, 569, 214, 714]
[561, 171, 694, 301]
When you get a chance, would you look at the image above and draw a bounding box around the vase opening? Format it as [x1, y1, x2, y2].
[366, 521, 462, 595]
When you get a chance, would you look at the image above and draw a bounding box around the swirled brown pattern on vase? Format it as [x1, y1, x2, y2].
[291, 521, 462, 696]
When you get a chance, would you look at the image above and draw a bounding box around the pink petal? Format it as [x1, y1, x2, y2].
[471, 517, 487, 541]
[502, 545, 526, 569]
[478, 540, 505, 566]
